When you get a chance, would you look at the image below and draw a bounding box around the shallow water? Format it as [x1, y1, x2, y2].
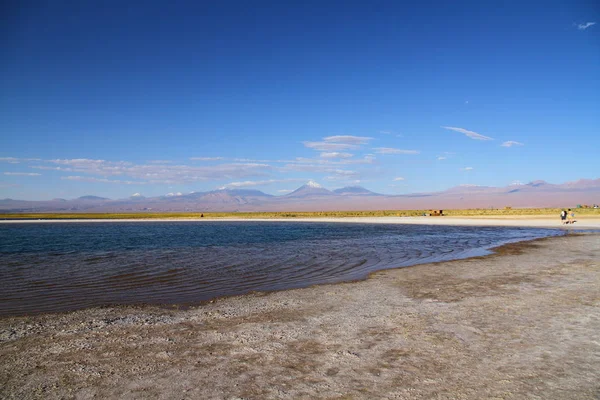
[0, 222, 563, 316]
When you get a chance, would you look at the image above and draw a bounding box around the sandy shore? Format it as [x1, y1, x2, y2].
[1, 233, 599, 399]
[2, 215, 600, 229]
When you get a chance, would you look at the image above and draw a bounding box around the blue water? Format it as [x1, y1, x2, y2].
[0, 222, 563, 316]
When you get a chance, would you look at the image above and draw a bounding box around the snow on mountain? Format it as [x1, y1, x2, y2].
[285, 181, 335, 198]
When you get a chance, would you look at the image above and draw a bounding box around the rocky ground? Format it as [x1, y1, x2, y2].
[1, 233, 599, 399]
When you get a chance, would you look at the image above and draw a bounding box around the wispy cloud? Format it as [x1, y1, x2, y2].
[303, 141, 358, 151]
[373, 147, 420, 155]
[219, 178, 305, 189]
[277, 189, 292, 193]
[4, 172, 41, 176]
[442, 126, 493, 141]
[303, 135, 373, 152]
[501, 141, 524, 147]
[577, 22, 596, 30]
[461, 167, 474, 171]
[61, 176, 145, 184]
[319, 152, 354, 159]
[0, 157, 41, 164]
[322, 135, 372, 145]
[393, 177, 405, 181]
[46, 159, 274, 184]
[437, 151, 454, 161]
[31, 166, 74, 171]
[291, 155, 375, 166]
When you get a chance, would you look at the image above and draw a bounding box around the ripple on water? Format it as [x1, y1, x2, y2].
[0, 222, 564, 316]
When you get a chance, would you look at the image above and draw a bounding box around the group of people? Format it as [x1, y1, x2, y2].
[560, 209, 576, 224]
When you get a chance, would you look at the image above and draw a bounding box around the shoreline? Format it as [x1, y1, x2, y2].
[1, 234, 599, 399]
[1, 215, 600, 229]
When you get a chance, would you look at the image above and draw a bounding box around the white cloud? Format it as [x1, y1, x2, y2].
[319, 152, 354, 159]
[322, 135, 373, 144]
[578, 22, 596, 30]
[437, 156, 447, 160]
[461, 167, 474, 171]
[393, 177, 405, 181]
[45, 159, 274, 184]
[3, 172, 41, 176]
[31, 166, 74, 171]
[510, 180, 524, 186]
[373, 147, 420, 155]
[303, 135, 373, 152]
[442, 126, 494, 140]
[131, 193, 142, 197]
[220, 178, 305, 189]
[303, 141, 359, 151]
[0, 157, 20, 164]
[277, 189, 292, 193]
[501, 141, 524, 147]
[166, 192, 183, 197]
[61, 176, 144, 185]
[0, 157, 42, 164]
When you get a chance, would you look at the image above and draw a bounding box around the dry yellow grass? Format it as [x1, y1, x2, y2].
[0, 207, 598, 220]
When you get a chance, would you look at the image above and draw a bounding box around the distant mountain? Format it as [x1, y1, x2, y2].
[0, 178, 598, 213]
[77, 195, 110, 201]
[285, 181, 335, 198]
[333, 186, 382, 196]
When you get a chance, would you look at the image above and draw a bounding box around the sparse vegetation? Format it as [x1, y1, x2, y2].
[0, 208, 598, 220]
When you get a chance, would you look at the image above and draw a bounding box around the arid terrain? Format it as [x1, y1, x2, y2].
[1, 233, 599, 399]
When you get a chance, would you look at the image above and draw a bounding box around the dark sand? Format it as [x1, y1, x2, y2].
[1, 234, 599, 399]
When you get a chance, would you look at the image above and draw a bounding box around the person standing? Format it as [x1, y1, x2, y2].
[567, 209, 576, 224]
[560, 209, 567, 224]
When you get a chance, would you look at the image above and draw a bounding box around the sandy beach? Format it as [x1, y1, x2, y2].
[1, 231, 599, 399]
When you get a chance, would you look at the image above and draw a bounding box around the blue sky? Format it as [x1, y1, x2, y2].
[1, 0, 598, 200]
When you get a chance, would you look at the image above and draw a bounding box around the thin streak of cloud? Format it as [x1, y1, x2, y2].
[319, 152, 354, 159]
[461, 167, 474, 171]
[393, 177, 405, 181]
[501, 141, 524, 147]
[373, 147, 420, 155]
[61, 176, 145, 184]
[577, 22, 596, 30]
[303, 141, 359, 151]
[220, 178, 305, 189]
[442, 126, 494, 141]
[322, 135, 373, 144]
[0, 157, 42, 164]
[4, 172, 42, 176]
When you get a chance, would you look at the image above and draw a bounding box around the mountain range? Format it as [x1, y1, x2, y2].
[1, 179, 599, 213]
